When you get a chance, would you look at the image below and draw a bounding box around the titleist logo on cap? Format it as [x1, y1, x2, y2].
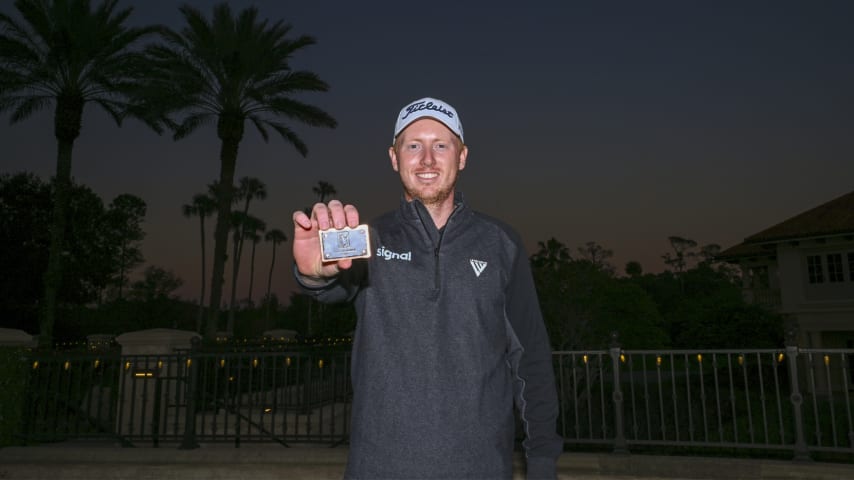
[401, 100, 455, 120]
[393, 96, 464, 142]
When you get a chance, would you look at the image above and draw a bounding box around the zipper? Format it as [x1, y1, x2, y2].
[434, 230, 445, 292]
[432, 205, 461, 293]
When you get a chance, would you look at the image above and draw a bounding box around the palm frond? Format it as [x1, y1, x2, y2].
[274, 33, 317, 59]
[256, 95, 337, 129]
[264, 120, 309, 157]
[130, 3, 336, 149]
[248, 115, 270, 142]
[174, 112, 214, 140]
[11, 0, 52, 51]
[9, 94, 51, 123]
[90, 97, 124, 126]
[0, 28, 42, 69]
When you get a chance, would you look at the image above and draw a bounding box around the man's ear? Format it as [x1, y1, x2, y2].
[389, 146, 399, 172]
[458, 145, 468, 171]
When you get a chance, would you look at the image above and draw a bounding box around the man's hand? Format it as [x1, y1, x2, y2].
[292, 200, 361, 279]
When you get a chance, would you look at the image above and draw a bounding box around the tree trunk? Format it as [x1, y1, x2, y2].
[117, 244, 126, 301]
[227, 199, 252, 334]
[227, 229, 241, 334]
[264, 243, 277, 324]
[39, 96, 83, 349]
[205, 115, 243, 341]
[247, 239, 258, 305]
[196, 216, 207, 333]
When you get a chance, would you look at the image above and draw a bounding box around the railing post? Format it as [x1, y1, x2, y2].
[785, 328, 810, 461]
[180, 337, 200, 450]
[609, 332, 628, 454]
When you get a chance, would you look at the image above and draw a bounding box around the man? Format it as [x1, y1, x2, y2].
[292, 97, 562, 479]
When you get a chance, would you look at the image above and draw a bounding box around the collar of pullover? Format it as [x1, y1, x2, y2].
[398, 192, 467, 246]
[399, 191, 466, 224]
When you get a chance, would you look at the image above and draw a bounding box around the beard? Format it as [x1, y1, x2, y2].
[402, 168, 460, 207]
[404, 183, 453, 207]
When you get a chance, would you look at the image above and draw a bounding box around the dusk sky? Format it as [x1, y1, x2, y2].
[3, 0, 854, 304]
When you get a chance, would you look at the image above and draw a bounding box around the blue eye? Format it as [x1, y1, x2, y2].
[434, 143, 447, 151]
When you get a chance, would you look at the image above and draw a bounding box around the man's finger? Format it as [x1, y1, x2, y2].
[328, 200, 346, 229]
[312, 202, 331, 230]
[344, 204, 360, 228]
[293, 210, 312, 230]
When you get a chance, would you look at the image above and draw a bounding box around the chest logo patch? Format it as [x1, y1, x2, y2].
[376, 246, 411, 261]
[470, 259, 488, 277]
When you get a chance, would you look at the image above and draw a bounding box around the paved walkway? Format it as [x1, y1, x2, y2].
[1, 444, 852, 479]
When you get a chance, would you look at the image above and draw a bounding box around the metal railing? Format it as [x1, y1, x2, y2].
[19, 346, 351, 447]
[554, 342, 854, 459]
[15, 342, 854, 460]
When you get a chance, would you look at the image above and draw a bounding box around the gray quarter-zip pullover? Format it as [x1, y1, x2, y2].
[298, 193, 562, 479]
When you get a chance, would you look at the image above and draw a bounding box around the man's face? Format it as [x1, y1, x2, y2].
[389, 118, 468, 207]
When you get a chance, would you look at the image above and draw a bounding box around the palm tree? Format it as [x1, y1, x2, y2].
[312, 180, 337, 202]
[226, 210, 247, 334]
[225, 178, 266, 333]
[226, 212, 266, 333]
[263, 228, 287, 323]
[237, 177, 268, 212]
[182, 191, 217, 332]
[0, 0, 156, 347]
[531, 237, 572, 271]
[136, 3, 337, 340]
[304, 180, 337, 215]
[244, 222, 266, 305]
[230, 177, 267, 312]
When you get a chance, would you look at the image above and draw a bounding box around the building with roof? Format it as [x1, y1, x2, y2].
[719, 190, 854, 351]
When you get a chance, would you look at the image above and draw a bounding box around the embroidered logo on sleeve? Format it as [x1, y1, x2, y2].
[470, 259, 488, 277]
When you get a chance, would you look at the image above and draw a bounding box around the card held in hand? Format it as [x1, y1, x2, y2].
[319, 224, 371, 261]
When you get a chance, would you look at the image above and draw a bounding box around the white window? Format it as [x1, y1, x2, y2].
[827, 253, 844, 283]
[807, 255, 823, 284]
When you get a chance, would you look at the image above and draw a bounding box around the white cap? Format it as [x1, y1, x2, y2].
[393, 97, 464, 143]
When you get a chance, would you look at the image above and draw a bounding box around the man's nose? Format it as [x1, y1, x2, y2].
[420, 148, 435, 166]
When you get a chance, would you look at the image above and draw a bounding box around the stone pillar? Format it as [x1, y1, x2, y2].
[114, 329, 201, 439]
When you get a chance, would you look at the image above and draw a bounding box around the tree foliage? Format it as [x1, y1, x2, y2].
[532, 236, 783, 350]
[132, 2, 337, 341]
[533, 251, 667, 350]
[0, 173, 147, 333]
[0, 0, 157, 347]
[576, 241, 615, 276]
[103, 193, 146, 300]
[182, 190, 217, 331]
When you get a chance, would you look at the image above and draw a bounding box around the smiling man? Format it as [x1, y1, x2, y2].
[292, 97, 562, 479]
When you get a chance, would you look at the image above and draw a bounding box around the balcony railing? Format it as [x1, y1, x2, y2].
[13, 342, 854, 460]
[742, 287, 782, 310]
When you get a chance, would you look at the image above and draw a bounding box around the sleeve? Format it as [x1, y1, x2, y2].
[504, 241, 563, 480]
[293, 259, 367, 304]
